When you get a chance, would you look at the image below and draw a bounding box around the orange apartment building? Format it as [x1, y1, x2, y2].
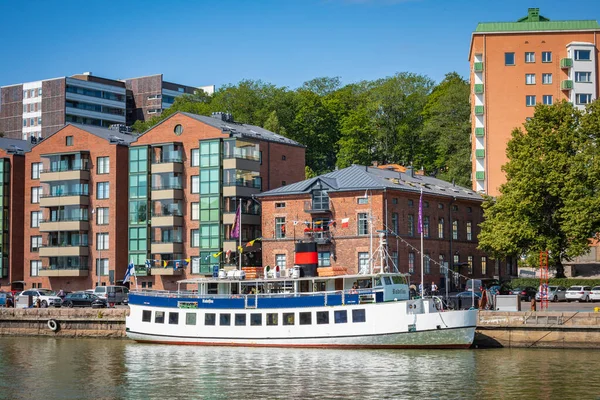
[469, 8, 600, 195]
[258, 165, 504, 292]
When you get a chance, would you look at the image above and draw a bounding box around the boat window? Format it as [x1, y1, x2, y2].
[375, 278, 382, 287]
[155, 311, 165, 324]
[299, 312, 312, 325]
[251, 313, 262, 326]
[384, 277, 392, 285]
[142, 310, 151, 322]
[205, 313, 216, 326]
[186, 313, 196, 325]
[352, 309, 366, 323]
[235, 314, 246, 326]
[220, 313, 231, 326]
[317, 311, 329, 324]
[391, 276, 405, 285]
[267, 313, 278, 326]
[169, 312, 179, 325]
[283, 313, 295, 325]
[334, 310, 347, 324]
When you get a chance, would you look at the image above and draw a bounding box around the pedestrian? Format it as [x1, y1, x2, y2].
[431, 282, 438, 296]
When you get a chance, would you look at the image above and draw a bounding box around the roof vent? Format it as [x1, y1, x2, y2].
[109, 135, 125, 144]
[109, 124, 132, 134]
[212, 112, 234, 123]
[406, 166, 415, 178]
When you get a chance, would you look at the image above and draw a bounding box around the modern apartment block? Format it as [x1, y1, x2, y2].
[128, 112, 305, 290]
[0, 72, 211, 141]
[23, 124, 134, 291]
[469, 8, 600, 195]
[258, 165, 507, 291]
[0, 139, 30, 292]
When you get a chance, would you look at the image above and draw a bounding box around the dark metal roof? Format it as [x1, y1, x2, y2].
[258, 164, 483, 201]
[0, 138, 32, 153]
[68, 124, 138, 144]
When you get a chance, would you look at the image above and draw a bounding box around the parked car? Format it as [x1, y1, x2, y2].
[488, 283, 511, 296]
[509, 287, 538, 301]
[93, 285, 129, 304]
[0, 292, 14, 307]
[63, 292, 107, 308]
[590, 286, 600, 302]
[17, 289, 62, 307]
[535, 286, 567, 302]
[565, 286, 592, 302]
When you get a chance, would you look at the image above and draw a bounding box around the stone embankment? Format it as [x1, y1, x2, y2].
[475, 311, 600, 349]
[0, 308, 127, 338]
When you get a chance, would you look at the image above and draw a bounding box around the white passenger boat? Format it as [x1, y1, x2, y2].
[126, 271, 477, 349]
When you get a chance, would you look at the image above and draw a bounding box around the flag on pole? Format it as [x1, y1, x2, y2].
[327, 220, 335, 227]
[418, 188, 423, 234]
[123, 260, 135, 284]
[184, 258, 190, 267]
[145, 259, 152, 270]
[341, 218, 350, 228]
[231, 203, 241, 239]
[237, 245, 244, 254]
[246, 239, 257, 247]
[163, 260, 168, 267]
[212, 252, 222, 258]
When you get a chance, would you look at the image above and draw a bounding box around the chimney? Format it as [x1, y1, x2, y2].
[82, 71, 92, 76]
[372, 161, 379, 167]
[212, 112, 234, 122]
[406, 166, 415, 178]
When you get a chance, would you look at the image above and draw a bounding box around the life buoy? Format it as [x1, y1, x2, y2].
[47, 319, 59, 332]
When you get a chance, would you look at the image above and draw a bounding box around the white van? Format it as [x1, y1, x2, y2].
[93, 286, 129, 304]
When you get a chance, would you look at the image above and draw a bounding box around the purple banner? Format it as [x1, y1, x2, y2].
[231, 203, 241, 239]
[417, 189, 423, 234]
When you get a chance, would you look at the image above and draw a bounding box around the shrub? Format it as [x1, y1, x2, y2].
[508, 278, 600, 289]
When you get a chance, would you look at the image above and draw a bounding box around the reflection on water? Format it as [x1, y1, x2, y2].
[0, 337, 599, 400]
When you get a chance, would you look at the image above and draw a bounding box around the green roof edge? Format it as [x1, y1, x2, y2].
[475, 20, 600, 33]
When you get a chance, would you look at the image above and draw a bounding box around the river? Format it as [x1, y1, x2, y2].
[0, 337, 599, 399]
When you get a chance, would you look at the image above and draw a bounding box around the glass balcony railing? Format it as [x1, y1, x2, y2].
[223, 179, 261, 189]
[40, 216, 88, 223]
[41, 164, 89, 173]
[41, 190, 89, 198]
[151, 183, 183, 190]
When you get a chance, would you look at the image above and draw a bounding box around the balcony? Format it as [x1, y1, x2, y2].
[40, 167, 90, 182]
[561, 80, 573, 90]
[222, 157, 261, 172]
[151, 213, 183, 227]
[151, 184, 183, 200]
[39, 218, 89, 232]
[39, 245, 89, 257]
[39, 265, 89, 277]
[304, 229, 332, 245]
[151, 159, 183, 174]
[150, 267, 184, 276]
[474, 84, 484, 94]
[223, 212, 261, 226]
[151, 241, 183, 254]
[473, 62, 484, 72]
[474, 106, 484, 115]
[304, 200, 331, 214]
[474, 128, 485, 137]
[475, 171, 485, 180]
[40, 192, 89, 207]
[560, 58, 573, 69]
[222, 180, 262, 198]
[475, 149, 485, 158]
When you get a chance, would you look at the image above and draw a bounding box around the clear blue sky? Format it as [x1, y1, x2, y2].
[1, 0, 599, 89]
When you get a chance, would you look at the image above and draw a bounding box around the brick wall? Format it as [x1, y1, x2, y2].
[0, 85, 24, 139]
[41, 79, 65, 138]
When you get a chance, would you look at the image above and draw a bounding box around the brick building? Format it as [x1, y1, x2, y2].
[469, 8, 600, 195]
[258, 165, 509, 291]
[23, 124, 135, 292]
[127, 111, 305, 290]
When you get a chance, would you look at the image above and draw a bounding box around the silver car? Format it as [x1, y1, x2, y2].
[565, 286, 592, 302]
[535, 286, 567, 302]
[590, 286, 600, 302]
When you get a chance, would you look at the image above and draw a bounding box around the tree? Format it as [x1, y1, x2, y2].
[478, 101, 600, 277]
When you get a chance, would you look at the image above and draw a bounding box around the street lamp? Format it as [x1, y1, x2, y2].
[91, 209, 101, 288]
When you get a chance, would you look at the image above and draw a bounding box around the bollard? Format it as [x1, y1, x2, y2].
[530, 298, 536, 312]
[595, 307, 600, 313]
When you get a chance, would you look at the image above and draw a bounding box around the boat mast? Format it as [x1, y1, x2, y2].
[369, 189, 373, 274]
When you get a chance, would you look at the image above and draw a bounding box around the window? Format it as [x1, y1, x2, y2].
[235, 314, 246, 326]
[452, 205, 458, 212]
[575, 72, 592, 83]
[191, 176, 199, 194]
[352, 309, 366, 323]
[574, 50, 591, 61]
[577, 94, 592, 105]
[466, 222, 473, 241]
[96, 182, 109, 199]
[505, 52, 515, 66]
[452, 220, 458, 240]
[392, 198, 398, 204]
[275, 254, 286, 269]
[31, 187, 42, 204]
[316, 311, 329, 324]
[283, 313, 295, 325]
[357, 213, 368, 235]
[142, 310, 152, 322]
[318, 252, 331, 267]
[281, 155, 286, 161]
[155, 311, 165, 324]
[408, 214, 414, 236]
[423, 201, 429, 208]
[438, 218, 444, 239]
[525, 74, 536, 85]
[408, 199, 414, 207]
[481, 257, 487, 275]
[542, 73, 552, 84]
[266, 313, 278, 326]
[191, 229, 199, 247]
[250, 313, 262, 326]
[424, 253, 431, 274]
[408, 252, 415, 273]
[30, 236, 42, 252]
[438, 203, 444, 210]
[542, 51, 552, 63]
[187, 202, 197, 220]
[191, 149, 199, 166]
[96, 259, 108, 276]
[96, 232, 109, 250]
[38, 88, 42, 96]
[31, 211, 42, 228]
[454, 254, 460, 267]
[205, 313, 216, 326]
[299, 312, 312, 325]
[31, 163, 42, 179]
[391, 213, 399, 235]
[423, 216, 430, 238]
[543, 95, 553, 105]
[281, 181, 286, 186]
[66, 136, 73, 146]
[169, 312, 179, 325]
[468, 256, 473, 274]
[525, 52, 535, 63]
[526, 95, 536, 107]
[186, 313, 197, 325]
[23, 120, 26, 127]
[275, 217, 286, 239]
[96, 207, 109, 225]
[358, 252, 369, 274]
[220, 314, 231, 326]
[97, 157, 109, 174]
[357, 197, 368, 205]
[30, 260, 41, 277]
[275, 202, 285, 208]
[392, 252, 398, 269]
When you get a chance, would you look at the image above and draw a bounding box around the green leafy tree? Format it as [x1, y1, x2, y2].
[478, 100, 600, 277]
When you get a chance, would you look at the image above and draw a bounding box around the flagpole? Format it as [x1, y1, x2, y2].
[369, 189, 373, 274]
[420, 188, 424, 298]
[238, 201, 242, 271]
